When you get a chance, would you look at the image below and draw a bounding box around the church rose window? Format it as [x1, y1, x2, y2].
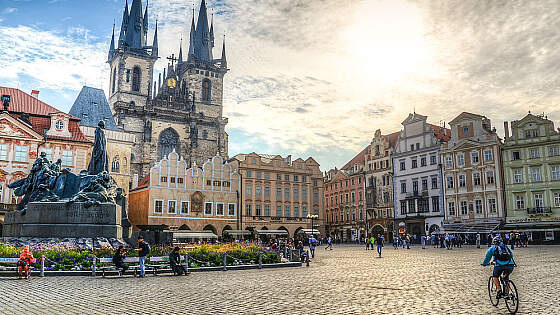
[158, 128, 179, 160]
[132, 66, 141, 92]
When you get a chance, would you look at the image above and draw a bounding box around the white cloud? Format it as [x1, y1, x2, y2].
[2, 8, 18, 14]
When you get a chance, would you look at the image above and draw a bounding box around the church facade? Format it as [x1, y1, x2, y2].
[107, 0, 229, 178]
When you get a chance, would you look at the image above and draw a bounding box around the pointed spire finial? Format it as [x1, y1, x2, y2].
[152, 19, 159, 57]
[108, 21, 116, 62]
[178, 37, 184, 64]
[220, 34, 227, 69]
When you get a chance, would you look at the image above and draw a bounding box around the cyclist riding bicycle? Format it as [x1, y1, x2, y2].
[481, 236, 515, 300]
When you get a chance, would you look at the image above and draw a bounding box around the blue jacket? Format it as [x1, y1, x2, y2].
[482, 243, 515, 266]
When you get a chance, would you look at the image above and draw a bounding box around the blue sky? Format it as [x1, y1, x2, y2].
[2, 0, 560, 171]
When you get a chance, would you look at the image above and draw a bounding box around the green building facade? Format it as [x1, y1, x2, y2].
[502, 113, 560, 242]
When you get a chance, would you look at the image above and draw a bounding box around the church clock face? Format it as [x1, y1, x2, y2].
[167, 78, 177, 89]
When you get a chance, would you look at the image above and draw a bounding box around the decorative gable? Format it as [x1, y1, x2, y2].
[0, 113, 43, 141]
[46, 113, 72, 138]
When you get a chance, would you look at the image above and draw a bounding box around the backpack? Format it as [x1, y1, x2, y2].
[494, 244, 511, 261]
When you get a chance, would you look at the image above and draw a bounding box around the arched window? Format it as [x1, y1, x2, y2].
[202, 130, 208, 139]
[112, 67, 116, 93]
[201, 79, 211, 101]
[158, 128, 180, 160]
[132, 66, 141, 92]
[111, 156, 120, 173]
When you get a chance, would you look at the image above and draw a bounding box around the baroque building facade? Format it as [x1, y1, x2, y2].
[440, 112, 504, 235]
[230, 153, 324, 238]
[364, 129, 399, 241]
[107, 0, 228, 179]
[502, 113, 560, 242]
[392, 113, 449, 239]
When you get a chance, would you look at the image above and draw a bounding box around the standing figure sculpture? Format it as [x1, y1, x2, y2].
[87, 120, 109, 175]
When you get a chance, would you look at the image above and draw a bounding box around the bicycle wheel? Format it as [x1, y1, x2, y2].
[488, 276, 499, 306]
[504, 280, 519, 314]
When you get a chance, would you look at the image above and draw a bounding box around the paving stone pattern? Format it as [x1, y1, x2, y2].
[1, 245, 559, 314]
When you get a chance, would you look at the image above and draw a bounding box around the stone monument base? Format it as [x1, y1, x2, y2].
[2, 202, 122, 239]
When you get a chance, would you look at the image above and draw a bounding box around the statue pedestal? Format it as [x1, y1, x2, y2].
[3, 202, 122, 239]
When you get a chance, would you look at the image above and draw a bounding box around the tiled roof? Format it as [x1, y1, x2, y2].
[133, 174, 151, 191]
[385, 131, 400, 149]
[430, 124, 451, 142]
[25, 116, 91, 143]
[342, 145, 369, 171]
[69, 86, 118, 130]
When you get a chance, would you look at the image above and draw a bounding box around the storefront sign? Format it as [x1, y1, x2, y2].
[507, 217, 560, 223]
[399, 228, 406, 234]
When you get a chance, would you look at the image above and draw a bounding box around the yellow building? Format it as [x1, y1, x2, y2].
[128, 151, 240, 237]
[230, 153, 325, 238]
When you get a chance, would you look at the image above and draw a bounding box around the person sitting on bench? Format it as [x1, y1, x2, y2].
[112, 246, 128, 276]
[169, 247, 188, 276]
[18, 245, 36, 279]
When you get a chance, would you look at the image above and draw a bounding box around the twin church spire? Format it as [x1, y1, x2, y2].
[108, 0, 226, 69]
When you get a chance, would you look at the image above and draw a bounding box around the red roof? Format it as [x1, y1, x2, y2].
[342, 145, 369, 171]
[385, 131, 400, 149]
[2, 86, 90, 143]
[133, 174, 151, 191]
[430, 124, 451, 142]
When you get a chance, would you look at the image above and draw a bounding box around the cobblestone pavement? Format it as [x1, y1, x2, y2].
[1, 245, 559, 315]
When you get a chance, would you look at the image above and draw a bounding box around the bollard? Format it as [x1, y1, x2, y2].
[184, 254, 189, 274]
[92, 255, 96, 277]
[223, 253, 227, 271]
[258, 253, 262, 269]
[306, 250, 310, 267]
[40, 255, 45, 277]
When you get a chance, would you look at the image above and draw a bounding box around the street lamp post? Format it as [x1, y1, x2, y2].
[307, 214, 319, 236]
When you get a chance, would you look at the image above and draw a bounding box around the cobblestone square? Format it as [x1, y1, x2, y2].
[1, 245, 558, 315]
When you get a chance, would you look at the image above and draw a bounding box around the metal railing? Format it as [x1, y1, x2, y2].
[526, 207, 552, 214]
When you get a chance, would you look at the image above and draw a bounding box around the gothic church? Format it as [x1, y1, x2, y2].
[107, 0, 229, 178]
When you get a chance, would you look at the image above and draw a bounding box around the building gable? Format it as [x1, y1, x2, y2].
[0, 113, 43, 141]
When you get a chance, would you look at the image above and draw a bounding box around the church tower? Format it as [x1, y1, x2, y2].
[107, 0, 229, 178]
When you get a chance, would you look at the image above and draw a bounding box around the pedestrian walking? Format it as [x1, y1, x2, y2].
[476, 233, 481, 249]
[325, 236, 333, 250]
[309, 236, 317, 258]
[421, 235, 426, 249]
[405, 234, 411, 249]
[375, 234, 384, 258]
[365, 236, 370, 250]
[134, 235, 150, 277]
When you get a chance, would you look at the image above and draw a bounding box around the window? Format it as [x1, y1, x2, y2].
[515, 195, 524, 210]
[60, 150, 73, 166]
[460, 201, 468, 215]
[552, 166, 560, 181]
[302, 206, 308, 217]
[408, 199, 416, 213]
[204, 202, 213, 215]
[532, 168, 541, 182]
[284, 188, 290, 199]
[246, 185, 252, 196]
[418, 198, 429, 212]
[431, 176, 438, 189]
[14, 146, 28, 162]
[447, 176, 454, 189]
[550, 145, 559, 157]
[486, 171, 495, 184]
[302, 175, 306, 183]
[284, 205, 290, 217]
[168, 200, 177, 214]
[554, 193, 560, 208]
[216, 203, 224, 216]
[162, 177, 168, 183]
[202, 79, 211, 101]
[264, 205, 270, 216]
[410, 144, 415, 151]
[302, 188, 307, 199]
[484, 149, 493, 161]
[400, 201, 407, 215]
[458, 175, 466, 187]
[351, 192, 355, 203]
[457, 154, 465, 166]
[154, 199, 163, 213]
[293, 206, 299, 217]
[276, 205, 282, 216]
[55, 120, 64, 130]
[246, 171, 252, 178]
[471, 152, 479, 164]
[525, 129, 539, 138]
[180, 201, 190, 215]
[473, 173, 481, 186]
[246, 204, 252, 216]
[0, 144, 7, 160]
[529, 148, 539, 159]
[432, 196, 439, 212]
[264, 172, 270, 180]
[112, 67, 116, 93]
[276, 187, 282, 197]
[488, 199, 496, 213]
[448, 202, 455, 216]
[430, 154, 437, 165]
[285, 175, 290, 181]
[416, 143, 420, 150]
[514, 169, 523, 184]
[475, 200, 482, 214]
[512, 151, 520, 161]
[228, 203, 236, 216]
[264, 186, 270, 197]
[534, 193, 544, 208]
[126, 69, 130, 82]
[463, 126, 469, 135]
[411, 158, 418, 169]
[111, 156, 120, 173]
[400, 160, 405, 171]
[255, 185, 262, 197]
[294, 188, 299, 200]
[132, 66, 141, 92]
[256, 172, 262, 179]
[422, 179, 428, 191]
[445, 156, 452, 167]
[420, 156, 427, 167]
[255, 205, 262, 216]
[412, 181, 418, 193]
[293, 175, 299, 182]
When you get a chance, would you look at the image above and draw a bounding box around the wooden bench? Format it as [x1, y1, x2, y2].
[0, 257, 38, 275]
[97, 256, 187, 277]
[98, 257, 141, 277]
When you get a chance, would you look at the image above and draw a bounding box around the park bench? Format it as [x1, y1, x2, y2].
[97, 256, 188, 277]
[98, 257, 141, 277]
[0, 258, 26, 272]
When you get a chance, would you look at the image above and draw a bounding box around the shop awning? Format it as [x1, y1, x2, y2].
[297, 229, 321, 235]
[497, 222, 560, 232]
[224, 230, 252, 236]
[173, 232, 218, 239]
[441, 221, 501, 234]
[255, 230, 289, 235]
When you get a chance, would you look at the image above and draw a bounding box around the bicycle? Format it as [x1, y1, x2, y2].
[487, 263, 519, 314]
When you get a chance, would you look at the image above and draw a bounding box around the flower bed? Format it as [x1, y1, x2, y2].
[0, 243, 280, 271]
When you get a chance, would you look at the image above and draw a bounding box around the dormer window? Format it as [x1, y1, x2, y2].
[55, 121, 64, 131]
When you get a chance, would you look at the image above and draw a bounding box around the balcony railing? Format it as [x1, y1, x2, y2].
[526, 207, 552, 215]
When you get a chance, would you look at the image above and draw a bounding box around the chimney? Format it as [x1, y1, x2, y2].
[504, 121, 510, 140]
[31, 90, 39, 99]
